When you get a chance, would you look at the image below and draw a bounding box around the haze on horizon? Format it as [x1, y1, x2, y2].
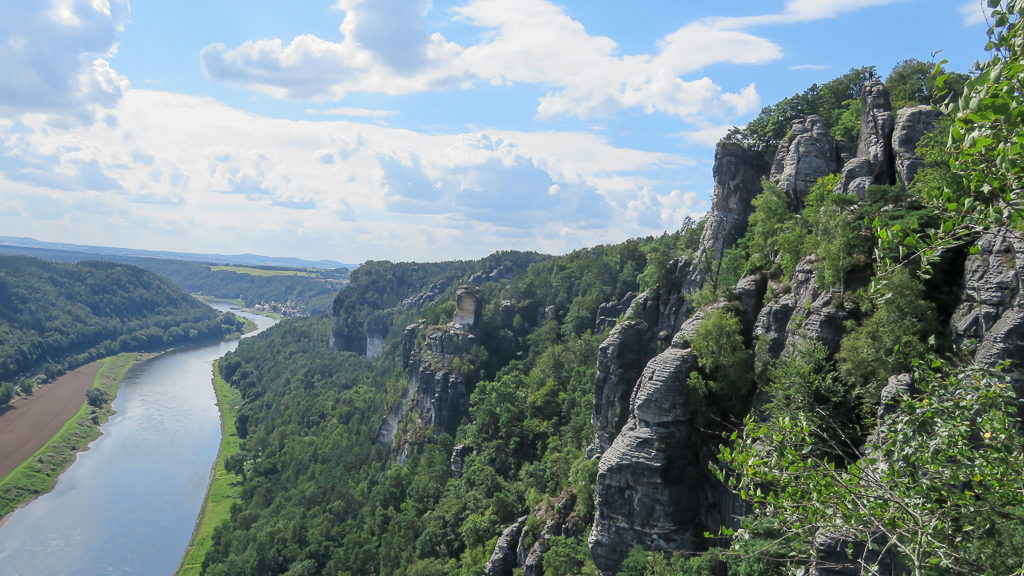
[0, 0, 989, 263]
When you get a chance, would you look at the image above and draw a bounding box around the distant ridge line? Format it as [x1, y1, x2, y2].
[0, 236, 354, 270]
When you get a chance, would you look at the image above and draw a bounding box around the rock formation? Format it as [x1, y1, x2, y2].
[688, 142, 771, 291]
[835, 78, 898, 198]
[595, 292, 636, 331]
[753, 256, 849, 365]
[366, 331, 385, 358]
[589, 318, 659, 456]
[856, 78, 896, 184]
[401, 281, 445, 308]
[484, 516, 527, 576]
[589, 348, 701, 573]
[892, 104, 942, 190]
[589, 140, 767, 457]
[454, 285, 481, 328]
[769, 115, 840, 209]
[450, 443, 472, 478]
[951, 228, 1024, 396]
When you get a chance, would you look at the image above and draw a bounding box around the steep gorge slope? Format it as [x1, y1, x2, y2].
[199, 43, 1024, 576]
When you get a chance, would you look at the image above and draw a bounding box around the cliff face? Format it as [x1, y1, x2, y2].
[753, 255, 849, 364]
[952, 228, 1024, 395]
[378, 290, 484, 455]
[769, 115, 839, 208]
[588, 141, 769, 458]
[586, 77, 1024, 574]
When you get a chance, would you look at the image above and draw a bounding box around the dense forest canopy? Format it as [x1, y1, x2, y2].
[0, 255, 245, 396]
[192, 3, 1024, 575]
[0, 245, 347, 315]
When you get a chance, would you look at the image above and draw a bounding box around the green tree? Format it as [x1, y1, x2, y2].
[0, 382, 14, 406]
[876, 1, 1024, 277]
[745, 180, 807, 279]
[85, 387, 109, 408]
[802, 175, 860, 294]
[721, 359, 1024, 576]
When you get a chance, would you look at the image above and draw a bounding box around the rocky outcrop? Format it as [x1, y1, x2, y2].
[856, 78, 895, 185]
[833, 157, 875, 200]
[595, 292, 636, 331]
[454, 285, 481, 328]
[688, 142, 770, 291]
[753, 256, 849, 365]
[388, 311, 482, 449]
[588, 319, 658, 456]
[484, 516, 527, 576]
[589, 141, 766, 457]
[405, 325, 478, 435]
[893, 105, 941, 189]
[835, 79, 898, 198]
[451, 443, 472, 478]
[366, 331, 385, 358]
[589, 347, 708, 574]
[401, 282, 445, 308]
[951, 228, 1024, 396]
[520, 493, 585, 576]
[769, 115, 839, 209]
[468, 267, 509, 285]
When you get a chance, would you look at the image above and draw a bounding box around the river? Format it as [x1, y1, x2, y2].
[0, 304, 277, 576]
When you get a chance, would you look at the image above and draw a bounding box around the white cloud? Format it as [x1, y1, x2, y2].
[309, 107, 399, 118]
[0, 91, 697, 261]
[708, 0, 913, 27]
[959, 0, 987, 26]
[674, 124, 736, 148]
[201, 0, 777, 122]
[0, 0, 130, 122]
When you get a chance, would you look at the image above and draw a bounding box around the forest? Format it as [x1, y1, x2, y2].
[0, 256, 246, 400]
[196, 4, 1023, 576]
[0, 245, 347, 315]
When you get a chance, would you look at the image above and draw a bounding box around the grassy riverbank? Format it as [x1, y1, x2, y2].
[0, 353, 146, 518]
[176, 359, 244, 576]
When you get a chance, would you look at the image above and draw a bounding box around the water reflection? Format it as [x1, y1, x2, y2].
[0, 305, 276, 576]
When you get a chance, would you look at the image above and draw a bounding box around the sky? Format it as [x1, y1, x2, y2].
[0, 0, 993, 264]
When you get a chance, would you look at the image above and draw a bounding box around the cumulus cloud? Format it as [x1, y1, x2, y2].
[0, 0, 130, 121]
[199, 0, 917, 126]
[201, 0, 776, 122]
[0, 90, 697, 261]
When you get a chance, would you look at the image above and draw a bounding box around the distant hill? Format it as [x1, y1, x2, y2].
[0, 255, 246, 389]
[0, 236, 355, 270]
[0, 241, 351, 316]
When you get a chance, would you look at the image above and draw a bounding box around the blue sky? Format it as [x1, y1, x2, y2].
[0, 0, 991, 263]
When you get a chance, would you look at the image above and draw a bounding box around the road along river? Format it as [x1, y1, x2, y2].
[0, 304, 276, 576]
